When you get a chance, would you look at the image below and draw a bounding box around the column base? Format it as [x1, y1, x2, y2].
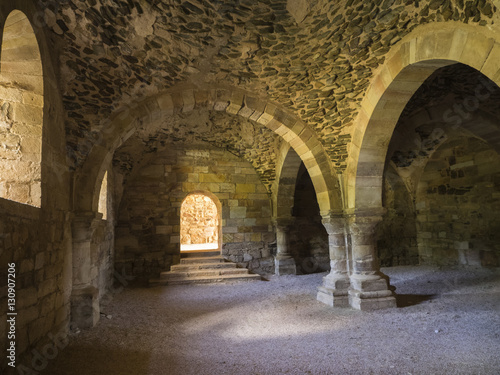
[71, 286, 100, 329]
[316, 274, 350, 308]
[275, 257, 296, 276]
[348, 275, 396, 311]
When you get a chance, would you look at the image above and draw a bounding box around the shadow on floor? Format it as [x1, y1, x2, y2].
[396, 294, 435, 308]
[39, 345, 152, 375]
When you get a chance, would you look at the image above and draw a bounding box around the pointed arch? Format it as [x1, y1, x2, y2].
[348, 22, 500, 210]
[273, 144, 303, 219]
[97, 170, 108, 220]
[75, 86, 342, 217]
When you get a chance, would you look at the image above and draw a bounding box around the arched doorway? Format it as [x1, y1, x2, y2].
[180, 192, 221, 252]
[0, 10, 43, 207]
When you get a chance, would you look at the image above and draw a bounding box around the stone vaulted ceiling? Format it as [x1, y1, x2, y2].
[400, 63, 500, 121]
[390, 63, 500, 169]
[113, 109, 282, 189]
[36, 0, 495, 172]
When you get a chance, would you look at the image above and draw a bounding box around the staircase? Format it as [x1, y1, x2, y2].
[150, 250, 261, 286]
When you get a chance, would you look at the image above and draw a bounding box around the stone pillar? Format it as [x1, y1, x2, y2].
[316, 212, 350, 307]
[347, 208, 396, 311]
[71, 212, 102, 329]
[274, 218, 296, 275]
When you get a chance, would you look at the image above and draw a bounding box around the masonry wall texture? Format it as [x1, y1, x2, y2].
[29, 0, 496, 171]
[416, 137, 500, 267]
[377, 60, 500, 268]
[115, 143, 275, 277]
[288, 164, 330, 273]
[112, 109, 282, 191]
[377, 164, 419, 267]
[0, 203, 72, 367]
[2, 0, 500, 371]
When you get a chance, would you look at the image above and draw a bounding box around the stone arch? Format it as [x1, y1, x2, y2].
[273, 144, 303, 219]
[0, 9, 43, 206]
[378, 102, 500, 267]
[97, 170, 108, 220]
[74, 86, 341, 216]
[180, 190, 222, 252]
[399, 103, 500, 155]
[349, 22, 500, 210]
[387, 103, 500, 201]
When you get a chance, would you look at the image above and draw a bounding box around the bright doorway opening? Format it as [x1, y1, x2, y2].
[180, 193, 220, 252]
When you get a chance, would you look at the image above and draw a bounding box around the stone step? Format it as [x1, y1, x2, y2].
[181, 250, 220, 258]
[150, 254, 261, 286]
[180, 256, 225, 264]
[171, 262, 237, 272]
[150, 273, 261, 286]
[161, 268, 251, 279]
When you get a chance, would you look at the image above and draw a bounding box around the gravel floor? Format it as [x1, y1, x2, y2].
[37, 265, 500, 375]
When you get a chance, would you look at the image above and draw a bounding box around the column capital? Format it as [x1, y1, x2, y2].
[320, 210, 346, 235]
[72, 211, 103, 242]
[346, 207, 385, 234]
[344, 207, 386, 219]
[320, 209, 345, 218]
[73, 210, 102, 222]
[272, 216, 295, 229]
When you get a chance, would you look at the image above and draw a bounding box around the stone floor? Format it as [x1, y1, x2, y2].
[31, 266, 500, 375]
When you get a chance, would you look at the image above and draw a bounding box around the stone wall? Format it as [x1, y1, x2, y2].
[417, 137, 500, 267]
[0, 199, 72, 372]
[112, 109, 282, 193]
[288, 164, 329, 273]
[70, 165, 116, 330]
[377, 164, 419, 267]
[0, 3, 77, 371]
[115, 143, 275, 277]
[0, 10, 43, 206]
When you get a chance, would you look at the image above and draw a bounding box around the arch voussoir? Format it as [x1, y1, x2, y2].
[75, 86, 342, 216]
[340, 23, 500, 310]
[350, 23, 500, 211]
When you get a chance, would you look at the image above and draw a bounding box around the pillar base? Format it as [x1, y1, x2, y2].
[317, 273, 350, 307]
[317, 287, 350, 308]
[348, 274, 396, 311]
[71, 286, 100, 329]
[275, 256, 296, 276]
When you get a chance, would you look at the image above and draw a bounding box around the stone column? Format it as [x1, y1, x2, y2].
[316, 212, 350, 307]
[347, 208, 396, 310]
[71, 212, 102, 329]
[274, 217, 296, 275]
